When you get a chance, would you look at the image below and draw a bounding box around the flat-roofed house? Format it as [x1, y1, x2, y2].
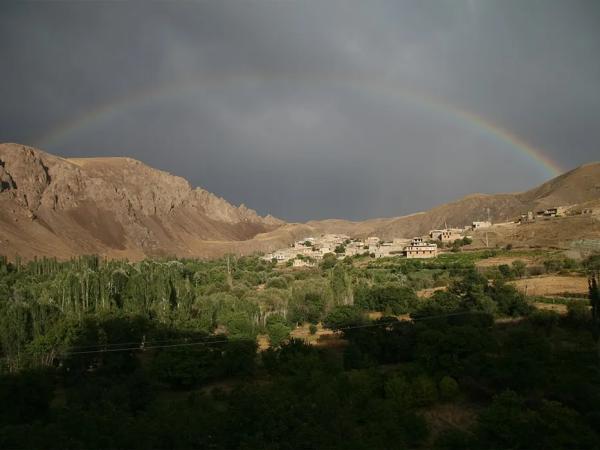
[293, 258, 315, 268]
[430, 229, 462, 243]
[366, 236, 380, 246]
[472, 221, 492, 230]
[404, 238, 438, 259]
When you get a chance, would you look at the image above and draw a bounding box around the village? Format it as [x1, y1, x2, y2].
[263, 202, 600, 267]
[262, 220, 493, 267]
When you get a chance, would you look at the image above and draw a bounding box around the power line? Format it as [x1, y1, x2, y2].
[66, 335, 217, 350]
[62, 339, 232, 356]
[55, 311, 484, 356]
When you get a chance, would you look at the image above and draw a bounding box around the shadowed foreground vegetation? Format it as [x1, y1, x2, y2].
[0, 252, 599, 449]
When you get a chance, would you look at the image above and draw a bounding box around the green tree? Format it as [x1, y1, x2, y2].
[511, 260, 527, 278]
[266, 315, 291, 347]
[323, 306, 366, 330]
[439, 375, 460, 401]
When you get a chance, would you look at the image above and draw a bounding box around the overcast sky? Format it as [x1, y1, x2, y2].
[1, 1, 599, 221]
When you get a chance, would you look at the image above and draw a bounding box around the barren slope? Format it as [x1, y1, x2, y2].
[307, 162, 600, 239]
[0, 144, 285, 260]
[1, 142, 599, 260]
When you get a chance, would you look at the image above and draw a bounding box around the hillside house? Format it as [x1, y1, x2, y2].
[472, 221, 492, 230]
[536, 206, 567, 218]
[430, 228, 462, 243]
[519, 211, 536, 224]
[404, 238, 438, 259]
[293, 258, 315, 268]
[366, 236, 380, 246]
[373, 242, 405, 258]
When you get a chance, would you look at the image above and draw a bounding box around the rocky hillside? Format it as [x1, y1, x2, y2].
[0, 143, 284, 260]
[1, 143, 598, 260]
[307, 162, 600, 239]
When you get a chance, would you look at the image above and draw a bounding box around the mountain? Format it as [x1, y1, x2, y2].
[307, 162, 600, 240]
[1, 143, 599, 260]
[0, 143, 285, 260]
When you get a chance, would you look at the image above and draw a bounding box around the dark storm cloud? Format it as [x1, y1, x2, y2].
[1, 0, 599, 221]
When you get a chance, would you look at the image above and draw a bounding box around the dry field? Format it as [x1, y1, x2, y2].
[510, 275, 588, 296]
[289, 323, 346, 348]
[475, 255, 535, 268]
[417, 286, 447, 298]
[532, 302, 568, 314]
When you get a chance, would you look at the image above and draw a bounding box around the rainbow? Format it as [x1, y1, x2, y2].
[35, 73, 564, 177]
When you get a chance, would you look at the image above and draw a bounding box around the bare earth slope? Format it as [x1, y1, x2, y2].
[0, 143, 288, 260]
[307, 162, 600, 240]
[1, 143, 599, 260]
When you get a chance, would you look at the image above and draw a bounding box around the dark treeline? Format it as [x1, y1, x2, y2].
[0, 252, 599, 448]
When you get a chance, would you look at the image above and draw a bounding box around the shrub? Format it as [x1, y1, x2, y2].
[266, 276, 288, 289]
[565, 303, 592, 326]
[439, 376, 460, 401]
[323, 306, 367, 330]
[487, 281, 533, 317]
[412, 375, 438, 406]
[266, 315, 291, 347]
[356, 283, 418, 314]
[529, 310, 560, 329]
[498, 264, 513, 279]
[385, 375, 412, 408]
[511, 260, 527, 278]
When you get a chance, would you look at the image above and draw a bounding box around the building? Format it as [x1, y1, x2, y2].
[404, 238, 438, 259]
[366, 236, 380, 246]
[472, 221, 492, 230]
[536, 206, 567, 218]
[430, 229, 462, 243]
[293, 258, 315, 268]
[344, 246, 364, 257]
[519, 211, 536, 224]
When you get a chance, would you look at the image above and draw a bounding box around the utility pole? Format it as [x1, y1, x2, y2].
[226, 255, 233, 289]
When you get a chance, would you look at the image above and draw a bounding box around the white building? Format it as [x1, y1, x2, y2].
[366, 236, 380, 246]
[472, 221, 492, 230]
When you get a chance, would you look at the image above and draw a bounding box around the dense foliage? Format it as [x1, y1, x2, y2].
[0, 251, 598, 449]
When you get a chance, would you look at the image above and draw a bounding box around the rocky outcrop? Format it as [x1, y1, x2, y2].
[0, 143, 284, 260]
[0, 142, 598, 261]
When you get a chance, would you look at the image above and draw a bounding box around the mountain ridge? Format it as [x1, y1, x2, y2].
[1, 142, 599, 260]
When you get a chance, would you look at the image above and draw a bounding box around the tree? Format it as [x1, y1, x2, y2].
[498, 264, 513, 279]
[320, 253, 337, 270]
[266, 315, 291, 347]
[385, 375, 412, 408]
[439, 376, 460, 401]
[511, 260, 527, 278]
[411, 375, 438, 406]
[476, 390, 599, 449]
[330, 264, 353, 306]
[266, 276, 288, 289]
[357, 283, 418, 314]
[486, 280, 532, 317]
[323, 306, 366, 330]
